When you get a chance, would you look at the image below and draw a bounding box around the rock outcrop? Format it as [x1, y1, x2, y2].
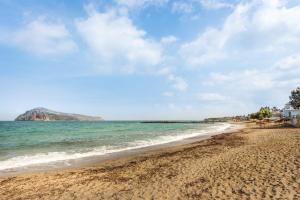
[15, 107, 102, 121]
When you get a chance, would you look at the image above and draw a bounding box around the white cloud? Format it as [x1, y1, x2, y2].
[199, 0, 235, 10]
[178, 0, 300, 112]
[205, 70, 276, 90]
[275, 54, 300, 70]
[11, 18, 77, 56]
[202, 57, 300, 108]
[157, 67, 172, 75]
[197, 93, 227, 101]
[172, 2, 194, 14]
[160, 35, 178, 44]
[180, 0, 300, 67]
[167, 74, 188, 91]
[200, 63, 300, 113]
[180, 3, 248, 66]
[157, 67, 188, 91]
[210, 72, 233, 82]
[163, 91, 174, 97]
[115, 0, 168, 9]
[180, 28, 227, 66]
[76, 9, 162, 73]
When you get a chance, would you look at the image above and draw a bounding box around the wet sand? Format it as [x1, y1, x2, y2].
[1, 122, 300, 199]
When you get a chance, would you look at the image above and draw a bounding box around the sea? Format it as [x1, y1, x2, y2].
[0, 121, 231, 174]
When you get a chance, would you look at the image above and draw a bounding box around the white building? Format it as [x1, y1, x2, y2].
[282, 103, 300, 119]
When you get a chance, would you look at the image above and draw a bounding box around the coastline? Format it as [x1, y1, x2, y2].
[69, 122, 241, 170]
[0, 122, 238, 177]
[1, 122, 300, 199]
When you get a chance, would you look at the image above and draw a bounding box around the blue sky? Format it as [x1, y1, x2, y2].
[1, 0, 300, 120]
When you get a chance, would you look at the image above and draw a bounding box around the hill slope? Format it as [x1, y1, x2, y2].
[15, 107, 102, 121]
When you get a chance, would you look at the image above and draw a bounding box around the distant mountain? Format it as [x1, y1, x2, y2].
[15, 107, 102, 121]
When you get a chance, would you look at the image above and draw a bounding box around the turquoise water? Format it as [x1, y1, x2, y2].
[0, 121, 230, 172]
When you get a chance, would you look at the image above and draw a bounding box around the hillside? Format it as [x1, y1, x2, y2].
[15, 107, 102, 121]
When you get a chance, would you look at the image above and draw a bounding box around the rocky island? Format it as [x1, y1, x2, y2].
[15, 107, 102, 121]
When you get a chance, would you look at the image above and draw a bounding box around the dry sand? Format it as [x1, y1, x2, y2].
[1, 122, 300, 199]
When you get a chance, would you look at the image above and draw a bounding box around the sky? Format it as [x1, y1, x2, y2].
[1, 0, 300, 120]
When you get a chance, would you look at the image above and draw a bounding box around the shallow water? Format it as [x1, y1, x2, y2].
[0, 121, 230, 172]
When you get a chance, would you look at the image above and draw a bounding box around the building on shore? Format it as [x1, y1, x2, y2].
[282, 103, 300, 119]
[282, 103, 300, 127]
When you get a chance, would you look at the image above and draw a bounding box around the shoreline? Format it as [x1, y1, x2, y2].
[0, 122, 240, 177]
[71, 122, 241, 169]
[2, 121, 300, 199]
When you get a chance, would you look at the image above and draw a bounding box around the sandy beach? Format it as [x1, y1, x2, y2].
[1, 122, 300, 199]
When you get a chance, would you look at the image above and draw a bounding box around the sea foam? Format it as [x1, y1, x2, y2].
[0, 123, 231, 172]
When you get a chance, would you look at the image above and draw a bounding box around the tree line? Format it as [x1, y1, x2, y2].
[249, 86, 300, 120]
